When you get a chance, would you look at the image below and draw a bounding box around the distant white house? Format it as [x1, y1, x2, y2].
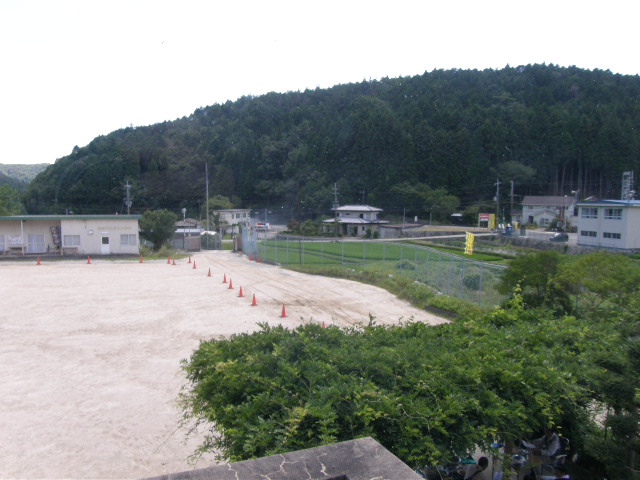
[213, 208, 252, 234]
[517, 195, 575, 228]
[0, 215, 140, 256]
[322, 205, 389, 236]
[575, 199, 640, 250]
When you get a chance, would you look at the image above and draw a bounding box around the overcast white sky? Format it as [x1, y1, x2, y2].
[1, 0, 637, 165]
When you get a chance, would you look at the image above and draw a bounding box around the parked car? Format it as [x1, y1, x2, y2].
[549, 232, 569, 242]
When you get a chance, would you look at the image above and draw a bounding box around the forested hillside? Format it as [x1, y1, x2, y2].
[0, 163, 48, 193]
[22, 64, 640, 221]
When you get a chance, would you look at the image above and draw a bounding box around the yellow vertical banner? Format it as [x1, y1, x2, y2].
[464, 232, 475, 255]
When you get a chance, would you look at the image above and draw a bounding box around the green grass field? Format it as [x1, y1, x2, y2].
[255, 239, 506, 307]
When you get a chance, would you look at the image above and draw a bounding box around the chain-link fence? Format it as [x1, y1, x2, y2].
[242, 231, 506, 307]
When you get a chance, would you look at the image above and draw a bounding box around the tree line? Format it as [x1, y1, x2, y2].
[19, 64, 640, 224]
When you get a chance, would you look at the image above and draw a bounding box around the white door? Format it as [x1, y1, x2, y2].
[27, 234, 46, 254]
[101, 236, 110, 255]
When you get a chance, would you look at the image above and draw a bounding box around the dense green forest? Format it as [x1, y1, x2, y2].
[0, 163, 48, 187]
[22, 64, 640, 222]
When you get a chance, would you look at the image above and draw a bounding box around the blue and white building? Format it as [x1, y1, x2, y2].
[576, 200, 640, 250]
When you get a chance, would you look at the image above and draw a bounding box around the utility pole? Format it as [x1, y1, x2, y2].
[124, 181, 132, 215]
[333, 183, 339, 238]
[402, 207, 406, 235]
[494, 178, 501, 225]
[510, 180, 514, 224]
[205, 163, 210, 248]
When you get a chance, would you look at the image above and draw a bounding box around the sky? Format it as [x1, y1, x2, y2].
[1, 0, 638, 165]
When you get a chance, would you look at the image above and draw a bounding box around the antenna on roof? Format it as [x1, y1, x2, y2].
[622, 171, 635, 201]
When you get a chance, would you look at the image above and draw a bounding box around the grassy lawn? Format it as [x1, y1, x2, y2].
[256, 239, 506, 310]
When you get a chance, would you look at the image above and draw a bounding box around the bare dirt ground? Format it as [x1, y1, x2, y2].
[0, 250, 447, 480]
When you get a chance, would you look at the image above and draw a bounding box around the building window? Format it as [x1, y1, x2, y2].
[121, 234, 137, 246]
[604, 208, 623, 220]
[0, 235, 4, 252]
[580, 230, 597, 237]
[64, 235, 81, 246]
[581, 207, 598, 219]
[603, 232, 622, 239]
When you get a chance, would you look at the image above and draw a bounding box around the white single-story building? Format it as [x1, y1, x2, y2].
[323, 205, 389, 236]
[0, 215, 141, 256]
[575, 199, 640, 250]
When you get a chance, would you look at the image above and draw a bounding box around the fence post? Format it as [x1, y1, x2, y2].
[479, 263, 484, 305]
[341, 239, 344, 265]
[363, 237, 366, 265]
[425, 250, 429, 283]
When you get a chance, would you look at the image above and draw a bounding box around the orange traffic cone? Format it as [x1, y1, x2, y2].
[322, 321, 326, 328]
[228, 279, 233, 289]
[188, 257, 191, 264]
[193, 260, 197, 269]
[87, 256, 91, 264]
[173, 258, 176, 265]
[167, 256, 171, 264]
[281, 304, 287, 318]
[207, 268, 211, 277]
[238, 286, 244, 297]
[139, 255, 143, 263]
[249, 254, 253, 261]
[251, 294, 257, 306]
[37, 257, 41, 265]
[257, 257, 261, 263]
[223, 273, 227, 283]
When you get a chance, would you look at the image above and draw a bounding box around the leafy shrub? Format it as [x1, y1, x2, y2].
[395, 259, 415, 270]
[463, 273, 482, 290]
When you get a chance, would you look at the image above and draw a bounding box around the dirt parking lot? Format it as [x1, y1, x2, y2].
[0, 251, 446, 479]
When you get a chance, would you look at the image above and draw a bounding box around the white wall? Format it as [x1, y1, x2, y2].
[576, 205, 640, 250]
[61, 218, 139, 255]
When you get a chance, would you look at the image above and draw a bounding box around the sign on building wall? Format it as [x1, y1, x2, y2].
[478, 213, 496, 229]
